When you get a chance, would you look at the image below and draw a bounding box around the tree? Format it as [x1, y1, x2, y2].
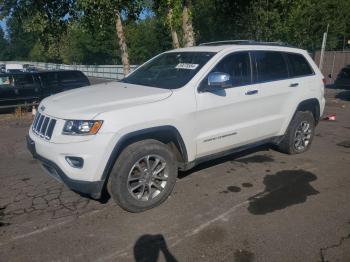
[0, 28, 9, 60]
[125, 17, 172, 64]
[242, 0, 350, 51]
[0, 0, 76, 62]
[60, 21, 118, 64]
[191, 0, 252, 44]
[182, 0, 195, 46]
[78, 0, 143, 75]
[154, 0, 182, 48]
[5, 15, 38, 60]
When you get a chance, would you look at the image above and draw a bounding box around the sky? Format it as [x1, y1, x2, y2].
[0, 19, 8, 39]
[0, 20, 6, 31]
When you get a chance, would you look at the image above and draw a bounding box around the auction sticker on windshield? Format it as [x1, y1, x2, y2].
[175, 63, 199, 70]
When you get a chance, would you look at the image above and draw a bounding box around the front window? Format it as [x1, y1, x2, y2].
[122, 52, 215, 89]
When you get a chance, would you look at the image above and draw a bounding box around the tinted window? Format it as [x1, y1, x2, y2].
[254, 51, 288, 82]
[13, 74, 34, 86]
[40, 72, 59, 86]
[287, 53, 313, 77]
[122, 52, 215, 89]
[59, 71, 86, 82]
[339, 68, 350, 78]
[211, 52, 251, 87]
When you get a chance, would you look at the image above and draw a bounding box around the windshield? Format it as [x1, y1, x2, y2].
[122, 52, 215, 89]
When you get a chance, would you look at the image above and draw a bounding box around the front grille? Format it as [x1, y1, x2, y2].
[32, 113, 56, 140]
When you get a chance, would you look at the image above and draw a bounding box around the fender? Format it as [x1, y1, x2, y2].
[295, 98, 321, 124]
[100, 125, 188, 183]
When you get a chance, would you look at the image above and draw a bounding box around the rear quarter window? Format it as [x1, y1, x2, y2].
[253, 51, 288, 83]
[286, 53, 314, 77]
[59, 71, 87, 83]
[40, 72, 59, 86]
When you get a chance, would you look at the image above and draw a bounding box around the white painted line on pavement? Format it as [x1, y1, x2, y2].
[0, 208, 106, 247]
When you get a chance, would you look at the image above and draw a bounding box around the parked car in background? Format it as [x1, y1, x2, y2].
[23, 64, 37, 72]
[334, 65, 350, 89]
[0, 64, 5, 73]
[5, 63, 24, 73]
[0, 70, 90, 108]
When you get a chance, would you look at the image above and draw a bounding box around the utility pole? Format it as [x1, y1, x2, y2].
[319, 24, 329, 72]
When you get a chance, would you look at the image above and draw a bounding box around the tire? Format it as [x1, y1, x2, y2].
[277, 111, 315, 154]
[108, 139, 178, 212]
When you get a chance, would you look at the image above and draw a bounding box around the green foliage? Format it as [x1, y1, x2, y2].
[0, 28, 10, 60]
[242, 0, 350, 51]
[77, 0, 143, 31]
[5, 15, 38, 60]
[60, 22, 118, 64]
[0, 0, 350, 64]
[153, 0, 182, 29]
[125, 17, 172, 64]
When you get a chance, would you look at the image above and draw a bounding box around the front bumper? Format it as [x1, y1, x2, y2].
[26, 135, 104, 199]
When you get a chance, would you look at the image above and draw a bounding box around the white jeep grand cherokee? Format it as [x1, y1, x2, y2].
[27, 41, 325, 212]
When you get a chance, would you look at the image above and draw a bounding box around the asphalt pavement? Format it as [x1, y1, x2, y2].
[0, 87, 349, 262]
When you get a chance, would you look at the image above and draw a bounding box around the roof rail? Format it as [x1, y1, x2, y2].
[199, 40, 295, 48]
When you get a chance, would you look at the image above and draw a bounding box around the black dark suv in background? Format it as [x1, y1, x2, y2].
[334, 65, 350, 89]
[0, 70, 90, 108]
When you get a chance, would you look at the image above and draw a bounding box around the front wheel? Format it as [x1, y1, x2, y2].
[108, 139, 178, 212]
[277, 111, 315, 154]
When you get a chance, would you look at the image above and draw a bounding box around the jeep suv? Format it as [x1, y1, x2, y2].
[27, 41, 325, 212]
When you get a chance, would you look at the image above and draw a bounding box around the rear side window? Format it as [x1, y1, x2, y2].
[287, 53, 314, 77]
[40, 72, 59, 86]
[59, 71, 86, 83]
[253, 51, 288, 83]
[13, 74, 34, 85]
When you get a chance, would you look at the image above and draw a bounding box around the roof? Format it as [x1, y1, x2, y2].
[199, 40, 295, 47]
[167, 40, 303, 54]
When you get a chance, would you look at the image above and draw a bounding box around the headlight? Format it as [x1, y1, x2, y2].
[62, 120, 103, 135]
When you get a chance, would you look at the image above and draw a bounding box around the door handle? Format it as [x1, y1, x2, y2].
[289, 83, 299, 87]
[245, 90, 258, 95]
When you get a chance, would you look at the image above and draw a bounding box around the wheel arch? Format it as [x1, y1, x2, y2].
[101, 125, 188, 183]
[295, 98, 321, 124]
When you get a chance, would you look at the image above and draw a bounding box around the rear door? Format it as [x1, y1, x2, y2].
[39, 72, 60, 97]
[0, 75, 16, 107]
[250, 50, 297, 135]
[12, 74, 41, 103]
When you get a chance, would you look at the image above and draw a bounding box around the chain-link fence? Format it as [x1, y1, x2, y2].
[2, 52, 350, 84]
[0, 61, 138, 80]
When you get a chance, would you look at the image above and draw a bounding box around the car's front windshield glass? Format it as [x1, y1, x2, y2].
[121, 52, 215, 89]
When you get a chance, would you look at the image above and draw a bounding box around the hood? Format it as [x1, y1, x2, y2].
[41, 81, 172, 119]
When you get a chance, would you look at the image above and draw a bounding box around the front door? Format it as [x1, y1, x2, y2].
[195, 51, 264, 157]
[195, 50, 292, 158]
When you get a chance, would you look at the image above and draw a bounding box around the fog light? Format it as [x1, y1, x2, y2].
[65, 156, 84, 169]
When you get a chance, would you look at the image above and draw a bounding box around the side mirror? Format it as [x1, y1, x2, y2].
[328, 74, 332, 79]
[208, 72, 231, 88]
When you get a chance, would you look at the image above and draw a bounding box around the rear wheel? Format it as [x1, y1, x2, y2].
[277, 111, 315, 154]
[108, 139, 177, 212]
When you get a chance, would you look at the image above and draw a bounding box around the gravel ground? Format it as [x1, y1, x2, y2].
[0, 87, 349, 262]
